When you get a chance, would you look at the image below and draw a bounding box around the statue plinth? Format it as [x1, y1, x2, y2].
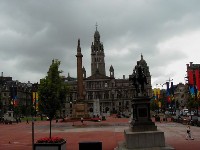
[116, 96, 174, 150]
[131, 96, 157, 132]
[72, 103, 89, 118]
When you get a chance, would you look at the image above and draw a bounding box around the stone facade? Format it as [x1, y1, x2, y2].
[174, 83, 189, 109]
[0, 79, 32, 115]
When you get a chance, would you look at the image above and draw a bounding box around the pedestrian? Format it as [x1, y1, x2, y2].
[26, 118, 29, 124]
[81, 117, 84, 125]
[186, 125, 194, 140]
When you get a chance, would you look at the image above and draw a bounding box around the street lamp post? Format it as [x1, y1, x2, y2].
[32, 116, 34, 150]
[25, 86, 28, 118]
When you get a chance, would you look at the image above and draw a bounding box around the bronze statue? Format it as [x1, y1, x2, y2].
[129, 63, 148, 96]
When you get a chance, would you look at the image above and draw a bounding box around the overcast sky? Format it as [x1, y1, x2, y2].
[1, 0, 200, 88]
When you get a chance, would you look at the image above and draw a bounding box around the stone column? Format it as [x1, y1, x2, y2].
[76, 39, 84, 101]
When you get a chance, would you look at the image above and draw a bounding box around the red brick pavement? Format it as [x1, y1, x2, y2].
[0, 116, 200, 150]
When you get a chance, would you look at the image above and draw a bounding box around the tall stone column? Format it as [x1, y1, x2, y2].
[76, 39, 84, 101]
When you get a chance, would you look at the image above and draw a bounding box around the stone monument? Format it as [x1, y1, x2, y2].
[72, 39, 89, 118]
[93, 99, 100, 116]
[117, 63, 174, 150]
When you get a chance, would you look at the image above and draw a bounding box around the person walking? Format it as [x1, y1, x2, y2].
[26, 118, 29, 124]
[81, 117, 84, 125]
[186, 125, 194, 140]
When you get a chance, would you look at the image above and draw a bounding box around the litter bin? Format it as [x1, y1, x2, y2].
[79, 141, 102, 150]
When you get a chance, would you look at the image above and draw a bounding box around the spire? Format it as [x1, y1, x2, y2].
[110, 65, 114, 71]
[78, 38, 80, 47]
[141, 53, 143, 60]
[77, 38, 81, 52]
[96, 22, 98, 31]
[94, 23, 100, 41]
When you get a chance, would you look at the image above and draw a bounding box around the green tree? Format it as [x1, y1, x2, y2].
[58, 82, 68, 118]
[38, 59, 67, 138]
[150, 99, 159, 112]
[187, 95, 199, 114]
[13, 106, 21, 118]
[20, 105, 27, 116]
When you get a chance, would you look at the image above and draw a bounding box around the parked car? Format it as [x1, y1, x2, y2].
[187, 111, 195, 116]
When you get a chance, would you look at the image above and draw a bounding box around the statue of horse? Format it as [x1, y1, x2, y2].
[129, 64, 148, 96]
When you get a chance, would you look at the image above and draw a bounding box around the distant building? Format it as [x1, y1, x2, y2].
[174, 83, 189, 109]
[65, 27, 152, 117]
[0, 73, 33, 115]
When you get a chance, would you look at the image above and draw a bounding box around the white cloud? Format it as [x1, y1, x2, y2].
[152, 29, 200, 86]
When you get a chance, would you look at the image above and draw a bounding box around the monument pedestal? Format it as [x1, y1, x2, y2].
[72, 103, 89, 118]
[116, 96, 175, 150]
[130, 96, 157, 132]
[117, 129, 175, 150]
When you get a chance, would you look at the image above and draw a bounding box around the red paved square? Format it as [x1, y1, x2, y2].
[0, 116, 200, 150]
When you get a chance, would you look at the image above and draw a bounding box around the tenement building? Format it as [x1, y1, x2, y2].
[65, 27, 152, 117]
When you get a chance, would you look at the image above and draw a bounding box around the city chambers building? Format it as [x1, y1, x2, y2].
[65, 27, 152, 117]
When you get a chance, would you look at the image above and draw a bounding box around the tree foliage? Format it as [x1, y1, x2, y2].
[38, 59, 67, 120]
[150, 100, 159, 111]
[187, 96, 199, 110]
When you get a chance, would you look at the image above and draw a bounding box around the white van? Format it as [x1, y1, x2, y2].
[180, 109, 188, 116]
[3, 111, 16, 124]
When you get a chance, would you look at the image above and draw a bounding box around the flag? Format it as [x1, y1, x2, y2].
[32, 92, 39, 111]
[13, 96, 18, 107]
[189, 86, 195, 96]
[171, 82, 174, 95]
[158, 101, 161, 108]
[166, 82, 171, 103]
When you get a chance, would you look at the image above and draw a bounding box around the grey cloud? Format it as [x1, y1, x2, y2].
[1, 0, 200, 86]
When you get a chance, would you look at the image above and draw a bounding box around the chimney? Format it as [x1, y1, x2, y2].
[190, 62, 193, 66]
